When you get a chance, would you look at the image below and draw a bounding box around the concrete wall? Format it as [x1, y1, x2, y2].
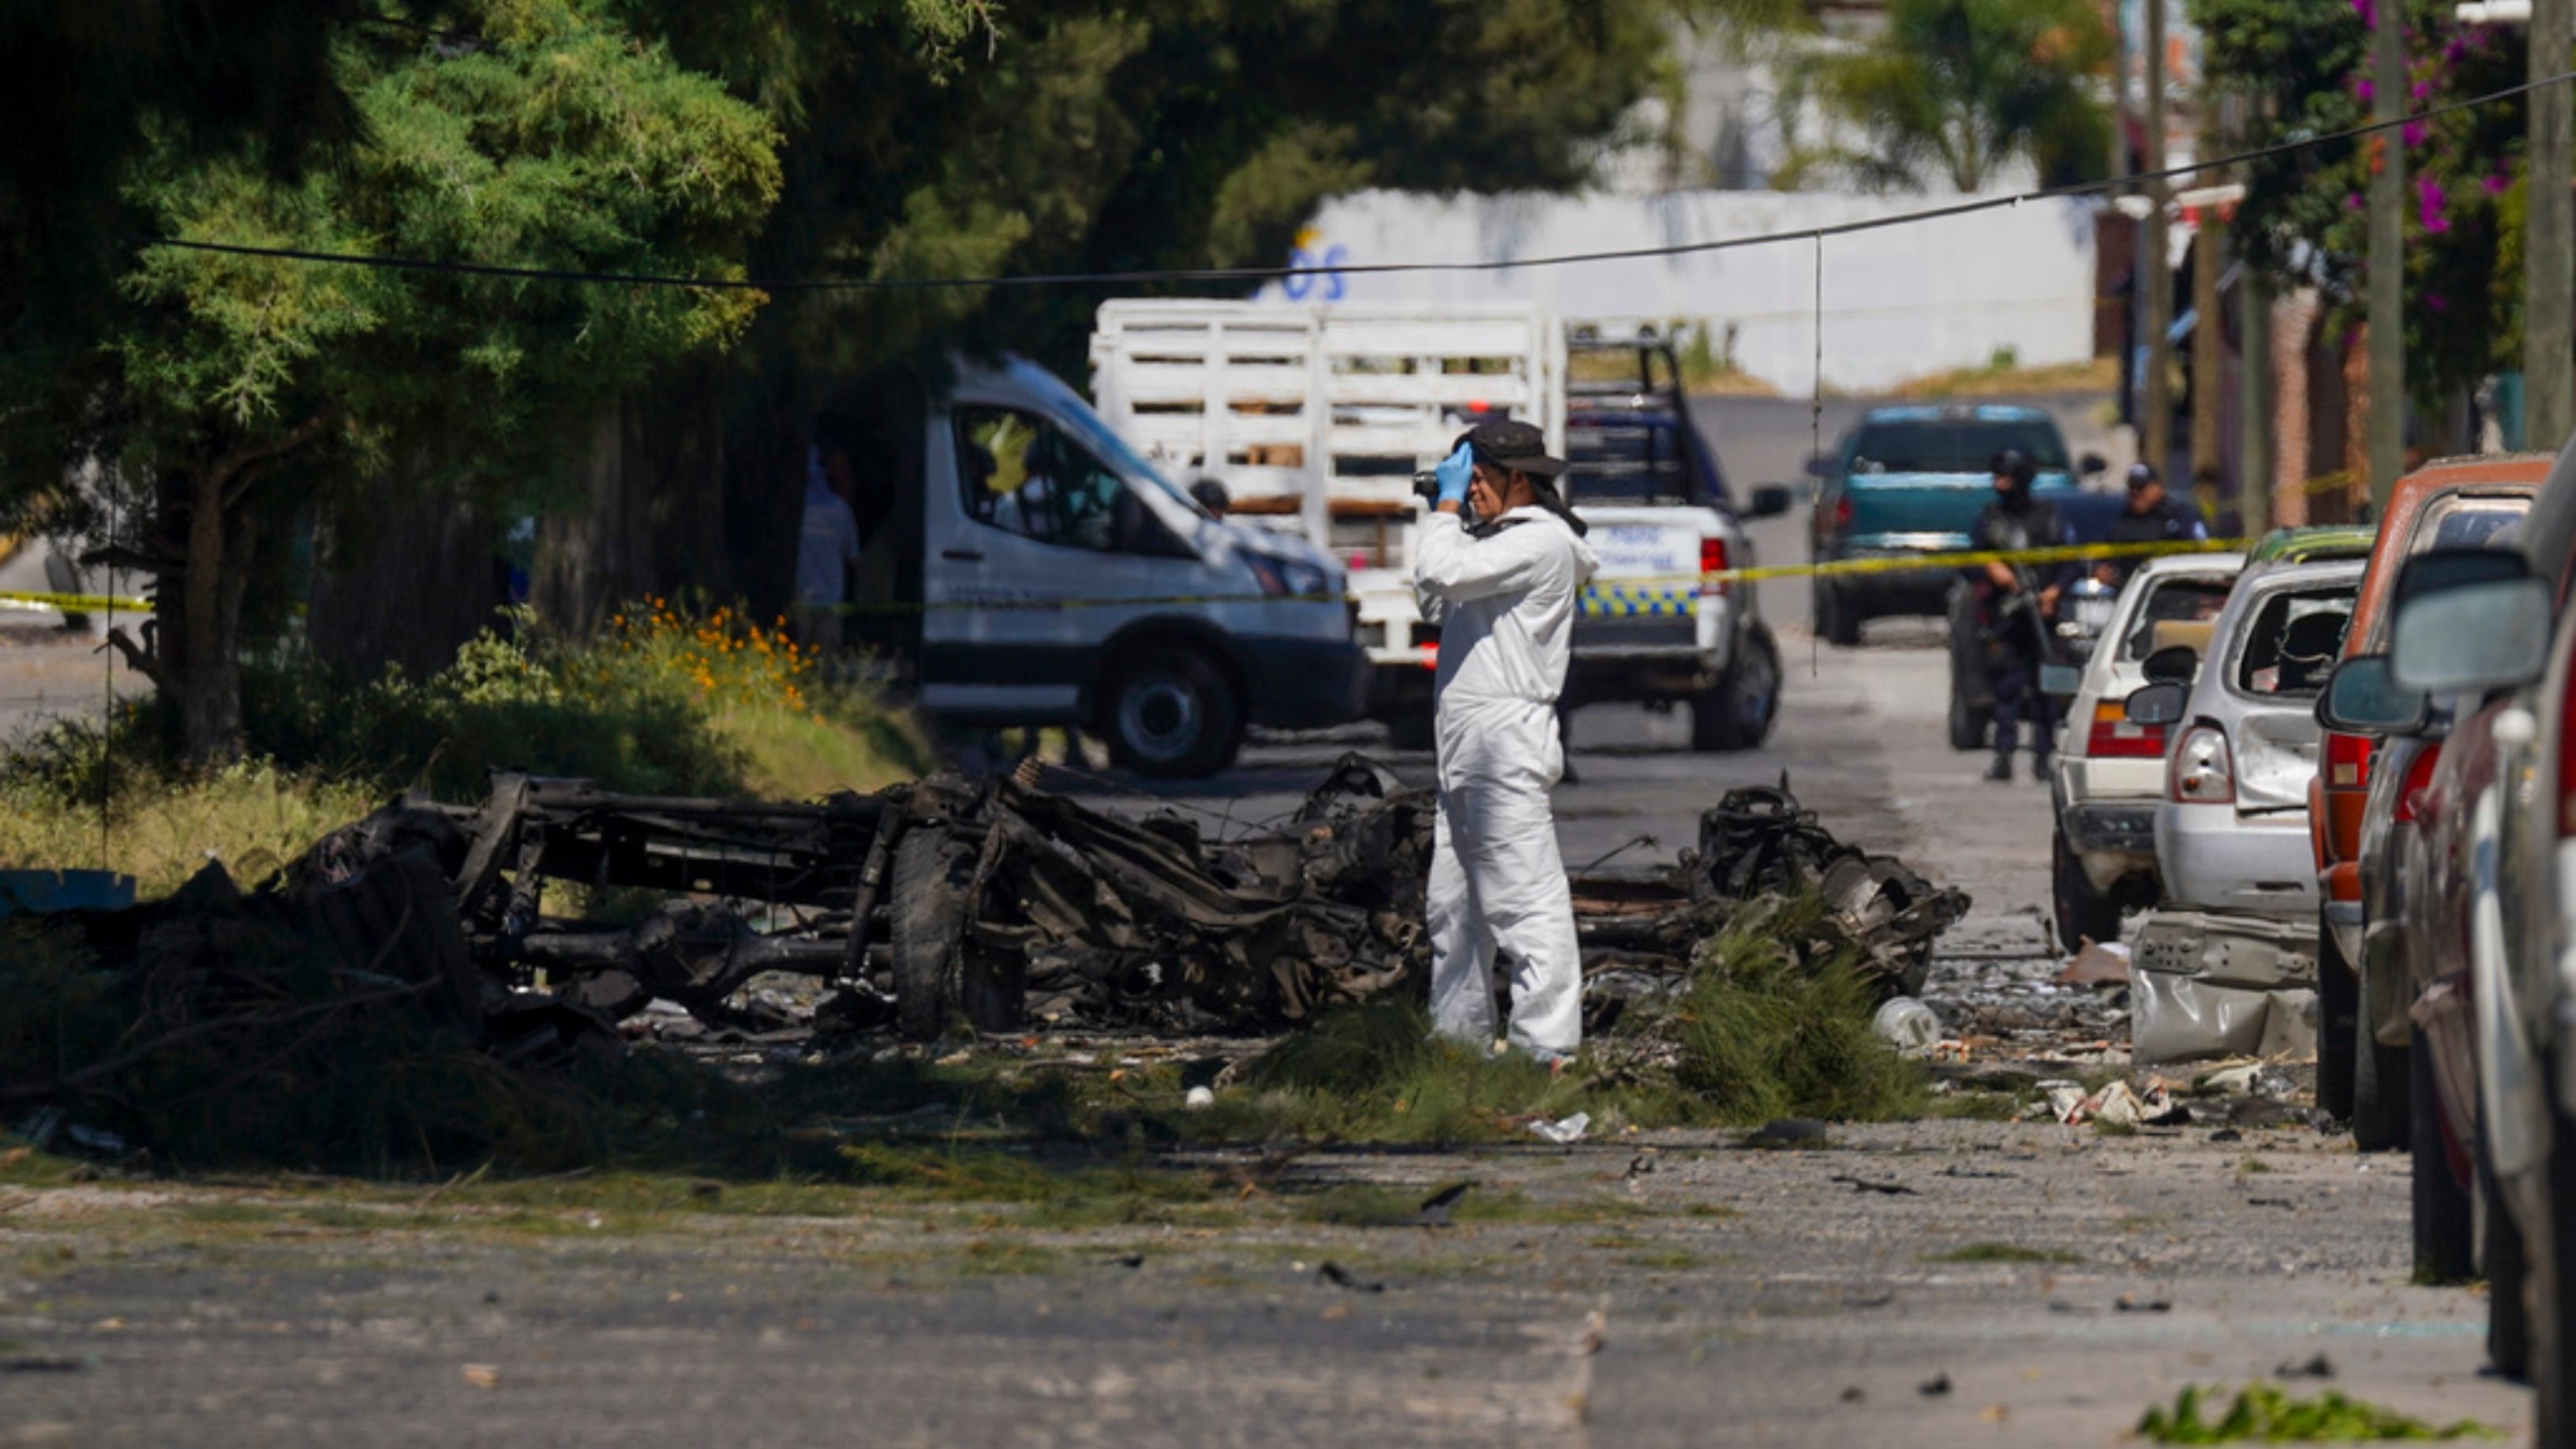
[1263, 189, 2102, 396]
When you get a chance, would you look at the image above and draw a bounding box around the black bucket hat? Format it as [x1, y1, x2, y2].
[1458, 419, 1569, 477]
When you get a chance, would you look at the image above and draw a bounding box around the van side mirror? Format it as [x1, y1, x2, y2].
[2390, 576, 2552, 693]
[2079, 452, 2108, 477]
[2141, 644, 2198, 684]
[2316, 655, 2429, 735]
[2123, 681, 2188, 726]
[1747, 485, 1792, 519]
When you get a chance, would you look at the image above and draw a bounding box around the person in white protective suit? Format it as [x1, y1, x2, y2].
[1413, 419, 1600, 1061]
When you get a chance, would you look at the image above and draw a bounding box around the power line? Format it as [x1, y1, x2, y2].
[145, 68, 2576, 294]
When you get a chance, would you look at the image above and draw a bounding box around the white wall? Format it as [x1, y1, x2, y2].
[1263, 189, 2102, 396]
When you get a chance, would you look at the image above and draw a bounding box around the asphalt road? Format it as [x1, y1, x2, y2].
[4, 627, 2530, 1447]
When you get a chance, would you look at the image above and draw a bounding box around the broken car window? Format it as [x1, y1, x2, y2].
[2123, 577, 2233, 661]
[2235, 588, 2356, 697]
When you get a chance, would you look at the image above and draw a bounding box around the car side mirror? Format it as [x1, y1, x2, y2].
[2039, 663, 2083, 698]
[1189, 476, 1230, 516]
[2123, 681, 2188, 726]
[1803, 455, 1834, 479]
[2079, 452, 2108, 477]
[1747, 484, 1793, 519]
[2316, 655, 2430, 735]
[2390, 576, 2552, 693]
[2394, 543, 2530, 610]
[2141, 644, 2198, 684]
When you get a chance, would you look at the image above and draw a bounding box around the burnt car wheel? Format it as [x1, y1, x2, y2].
[1103, 647, 1241, 779]
[2050, 830, 2119, 953]
[2411, 1038, 2475, 1283]
[1693, 624, 1780, 752]
[891, 829, 1019, 1039]
[2316, 914, 2357, 1121]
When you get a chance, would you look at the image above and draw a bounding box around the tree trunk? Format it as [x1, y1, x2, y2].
[178, 465, 246, 763]
[2271, 290, 2317, 528]
[309, 475, 507, 680]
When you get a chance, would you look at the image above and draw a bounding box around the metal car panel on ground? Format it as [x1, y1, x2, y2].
[2130, 908, 2319, 1062]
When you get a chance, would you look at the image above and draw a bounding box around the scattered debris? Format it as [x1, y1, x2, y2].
[2274, 1354, 2335, 1380]
[1741, 1118, 1830, 1150]
[1829, 1174, 1917, 1196]
[2058, 940, 2132, 987]
[1871, 996, 1942, 1052]
[1316, 1261, 1385, 1294]
[1530, 1111, 1591, 1144]
[2117, 1295, 2174, 1313]
[1415, 1181, 1473, 1227]
[1919, 1372, 1954, 1398]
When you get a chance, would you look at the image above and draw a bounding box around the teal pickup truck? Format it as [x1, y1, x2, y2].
[1809, 404, 2111, 646]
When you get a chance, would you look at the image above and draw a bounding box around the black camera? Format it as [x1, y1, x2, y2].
[1411, 470, 1442, 506]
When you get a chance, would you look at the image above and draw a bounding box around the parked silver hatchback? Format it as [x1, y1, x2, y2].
[2122, 556, 2363, 1061]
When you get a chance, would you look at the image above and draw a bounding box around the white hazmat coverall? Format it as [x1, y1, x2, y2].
[1413, 504, 1599, 1054]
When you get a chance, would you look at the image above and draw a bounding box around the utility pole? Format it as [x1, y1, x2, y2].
[2143, 0, 2172, 479]
[2191, 207, 2224, 511]
[2366, 0, 2406, 509]
[2529, 0, 2573, 450]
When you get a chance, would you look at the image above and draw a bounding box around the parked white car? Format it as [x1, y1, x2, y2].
[2046, 551, 2243, 950]
[2121, 556, 2363, 1061]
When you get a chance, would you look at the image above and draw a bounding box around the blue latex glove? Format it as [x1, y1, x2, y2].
[1433, 443, 1473, 506]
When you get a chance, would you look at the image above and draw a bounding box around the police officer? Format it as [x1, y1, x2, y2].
[2097, 462, 2207, 585]
[1968, 448, 2075, 782]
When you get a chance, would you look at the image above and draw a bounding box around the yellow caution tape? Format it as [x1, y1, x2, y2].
[0, 589, 154, 613]
[0, 537, 2254, 620]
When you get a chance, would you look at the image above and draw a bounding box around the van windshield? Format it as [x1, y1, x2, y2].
[1848, 420, 2070, 475]
[1054, 394, 1213, 520]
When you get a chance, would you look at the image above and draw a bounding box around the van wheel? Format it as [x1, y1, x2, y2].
[1103, 646, 1241, 778]
[1692, 625, 1780, 752]
[1815, 578, 1860, 647]
[2413, 1037, 2475, 1282]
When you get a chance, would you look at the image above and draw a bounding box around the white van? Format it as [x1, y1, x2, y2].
[841, 355, 1364, 778]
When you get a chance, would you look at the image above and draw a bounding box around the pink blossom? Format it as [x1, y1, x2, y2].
[2412, 79, 2432, 100]
[2355, 76, 2376, 103]
[2419, 174, 2451, 232]
[2347, 192, 2368, 212]
[2354, 0, 2374, 25]
[2487, 172, 2511, 195]
[2404, 119, 2428, 146]
[2427, 291, 2451, 313]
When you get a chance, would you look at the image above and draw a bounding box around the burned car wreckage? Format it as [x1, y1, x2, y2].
[272, 757, 1971, 1046]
